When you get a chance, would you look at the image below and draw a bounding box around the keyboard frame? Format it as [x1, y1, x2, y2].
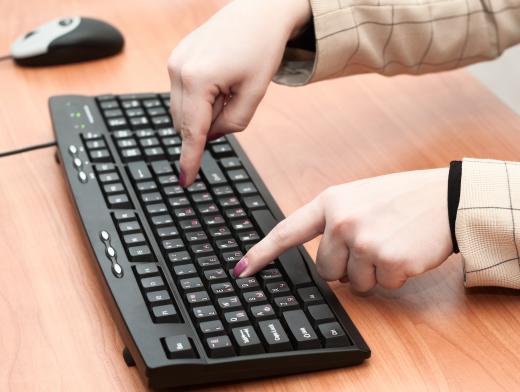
[50, 94, 370, 389]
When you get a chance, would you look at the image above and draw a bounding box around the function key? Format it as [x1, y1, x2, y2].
[103, 108, 123, 118]
[163, 335, 197, 359]
[95, 163, 116, 173]
[152, 304, 180, 323]
[107, 117, 128, 130]
[119, 220, 140, 233]
[258, 268, 283, 282]
[213, 185, 234, 197]
[317, 322, 350, 348]
[125, 107, 145, 117]
[107, 194, 132, 209]
[151, 116, 172, 127]
[82, 131, 102, 140]
[158, 127, 176, 137]
[120, 148, 142, 162]
[128, 245, 154, 262]
[231, 325, 264, 355]
[147, 107, 167, 116]
[143, 98, 162, 108]
[99, 171, 120, 183]
[104, 183, 125, 195]
[117, 138, 138, 149]
[85, 139, 106, 150]
[135, 128, 155, 138]
[112, 129, 133, 140]
[89, 149, 112, 163]
[113, 210, 136, 221]
[168, 251, 190, 264]
[236, 182, 257, 196]
[156, 226, 179, 239]
[180, 277, 204, 292]
[193, 305, 218, 322]
[134, 263, 158, 277]
[141, 275, 165, 291]
[172, 263, 197, 278]
[206, 335, 235, 358]
[146, 290, 171, 305]
[121, 99, 141, 109]
[139, 136, 160, 148]
[99, 100, 119, 110]
[186, 291, 211, 307]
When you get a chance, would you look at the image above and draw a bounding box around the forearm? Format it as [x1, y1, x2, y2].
[275, 0, 520, 86]
[449, 158, 520, 289]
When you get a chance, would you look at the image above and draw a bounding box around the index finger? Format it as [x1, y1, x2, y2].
[177, 87, 213, 187]
[234, 195, 326, 277]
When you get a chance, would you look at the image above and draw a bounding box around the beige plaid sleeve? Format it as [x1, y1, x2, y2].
[457, 158, 520, 288]
[274, 0, 520, 86]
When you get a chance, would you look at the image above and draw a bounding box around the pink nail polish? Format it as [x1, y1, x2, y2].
[233, 257, 248, 277]
[207, 133, 224, 141]
[179, 169, 186, 187]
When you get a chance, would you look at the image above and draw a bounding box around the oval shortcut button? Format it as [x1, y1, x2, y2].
[99, 230, 110, 241]
[106, 246, 116, 258]
[68, 145, 78, 155]
[78, 171, 88, 183]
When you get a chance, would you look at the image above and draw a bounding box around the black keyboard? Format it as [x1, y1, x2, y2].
[49, 93, 370, 389]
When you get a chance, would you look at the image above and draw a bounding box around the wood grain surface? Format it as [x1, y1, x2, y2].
[2, 0, 520, 391]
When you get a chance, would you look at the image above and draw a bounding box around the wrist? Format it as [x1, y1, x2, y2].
[285, 0, 312, 39]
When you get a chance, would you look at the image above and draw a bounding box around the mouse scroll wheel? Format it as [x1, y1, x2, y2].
[59, 18, 74, 26]
[24, 31, 36, 39]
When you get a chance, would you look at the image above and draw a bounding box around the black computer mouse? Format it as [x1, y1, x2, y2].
[10, 17, 124, 66]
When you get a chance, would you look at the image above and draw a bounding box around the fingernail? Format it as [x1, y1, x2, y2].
[207, 133, 224, 141]
[233, 257, 248, 277]
[179, 169, 186, 187]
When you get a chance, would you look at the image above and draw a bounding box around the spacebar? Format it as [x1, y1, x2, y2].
[252, 210, 312, 288]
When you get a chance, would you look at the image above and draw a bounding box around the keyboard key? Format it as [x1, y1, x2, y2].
[173, 263, 197, 278]
[213, 185, 234, 196]
[282, 310, 321, 350]
[231, 219, 253, 231]
[107, 194, 132, 209]
[168, 251, 191, 264]
[273, 295, 299, 315]
[180, 277, 204, 292]
[193, 305, 218, 322]
[224, 208, 247, 219]
[251, 304, 275, 321]
[86, 139, 106, 150]
[90, 149, 112, 162]
[221, 251, 243, 266]
[318, 322, 350, 348]
[103, 182, 125, 195]
[152, 304, 180, 323]
[146, 202, 168, 215]
[235, 277, 259, 291]
[193, 256, 217, 271]
[211, 143, 233, 157]
[237, 231, 260, 244]
[151, 214, 174, 227]
[186, 291, 211, 307]
[141, 276, 165, 291]
[227, 169, 248, 182]
[224, 309, 249, 327]
[208, 226, 231, 238]
[297, 287, 323, 307]
[211, 282, 235, 297]
[128, 245, 154, 262]
[206, 335, 235, 358]
[186, 231, 207, 243]
[99, 172, 120, 183]
[119, 220, 140, 233]
[135, 263, 158, 277]
[307, 304, 335, 327]
[215, 238, 238, 251]
[120, 148, 142, 161]
[217, 296, 242, 311]
[163, 335, 197, 359]
[113, 210, 136, 221]
[204, 268, 227, 283]
[243, 195, 265, 209]
[156, 226, 179, 239]
[231, 325, 264, 355]
[128, 161, 152, 182]
[147, 290, 171, 305]
[266, 281, 290, 296]
[220, 157, 241, 169]
[124, 232, 146, 246]
[252, 210, 312, 287]
[162, 238, 185, 251]
[141, 192, 162, 204]
[201, 151, 227, 185]
[199, 320, 225, 336]
[137, 181, 158, 192]
[242, 290, 267, 305]
[258, 320, 291, 352]
[259, 268, 283, 282]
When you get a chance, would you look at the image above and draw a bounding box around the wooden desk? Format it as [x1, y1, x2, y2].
[2, 0, 520, 390]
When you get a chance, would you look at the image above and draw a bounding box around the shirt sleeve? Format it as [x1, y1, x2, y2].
[457, 158, 520, 289]
[274, 0, 520, 86]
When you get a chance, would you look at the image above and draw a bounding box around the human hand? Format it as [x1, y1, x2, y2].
[167, 0, 312, 186]
[234, 168, 453, 292]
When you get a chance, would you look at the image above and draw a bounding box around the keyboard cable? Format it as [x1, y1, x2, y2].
[0, 141, 57, 158]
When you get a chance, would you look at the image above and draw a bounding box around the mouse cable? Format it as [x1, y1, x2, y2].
[0, 141, 57, 158]
[0, 55, 12, 62]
